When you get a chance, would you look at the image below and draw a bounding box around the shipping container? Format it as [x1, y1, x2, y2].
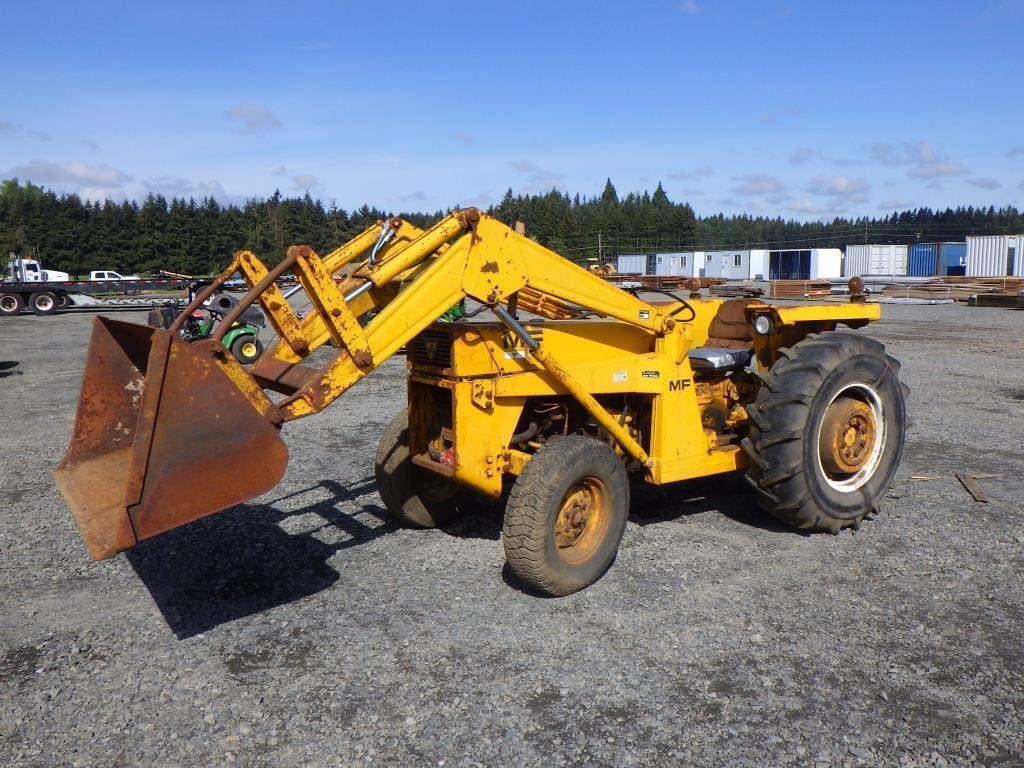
[844, 244, 907, 276]
[767, 249, 841, 280]
[908, 242, 967, 276]
[616, 254, 646, 275]
[966, 235, 1024, 277]
[939, 242, 966, 274]
[908, 243, 938, 277]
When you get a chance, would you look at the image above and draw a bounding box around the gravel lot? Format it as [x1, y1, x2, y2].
[2, 301, 1023, 767]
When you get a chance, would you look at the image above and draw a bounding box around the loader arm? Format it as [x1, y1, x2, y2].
[54, 209, 677, 559]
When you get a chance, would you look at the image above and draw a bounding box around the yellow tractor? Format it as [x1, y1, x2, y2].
[54, 210, 908, 596]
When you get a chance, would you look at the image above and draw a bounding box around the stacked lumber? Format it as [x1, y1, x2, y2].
[877, 283, 978, 302]
[603, 274, 726, 289]
[767, 280, 832, 299]
[932, 276, 1024, 291]
[878, 276, 1024, 305]
[709, 283, 764, 298]
[968, 292, 1024, 309]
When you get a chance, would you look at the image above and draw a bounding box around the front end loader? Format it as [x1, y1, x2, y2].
[55, 210, 908, 595]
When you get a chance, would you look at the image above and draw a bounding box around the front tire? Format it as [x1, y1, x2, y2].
[374, 409, 465, 528]
[742, 331, 908, 533]
[503, 435, 629, 596]
[230, 335, 263, 364]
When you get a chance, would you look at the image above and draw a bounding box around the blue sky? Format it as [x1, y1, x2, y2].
[2, 0, 1022, 219]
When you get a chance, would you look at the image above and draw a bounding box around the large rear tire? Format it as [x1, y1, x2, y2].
[374, 409, 465, 528]
[0, 293, 24, 317]
[30, 292, 58, 316]
[503, 435, 629, 596]
[742, 331, 908, 533]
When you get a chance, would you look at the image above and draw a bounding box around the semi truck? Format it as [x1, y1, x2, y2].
[1, 256, 194, 317]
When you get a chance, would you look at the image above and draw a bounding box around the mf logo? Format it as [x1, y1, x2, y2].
[424, 337, 440, 359]
[502, 329, 544, 359]
[668, 379, 691, 392]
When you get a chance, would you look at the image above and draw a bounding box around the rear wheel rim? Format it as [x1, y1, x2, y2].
[240, 341, 258, 359]
[0, 296, 18, 312]
[553, 477, 612, 565]
[35, 295, 54, 311]
[816, 382, 885, 492]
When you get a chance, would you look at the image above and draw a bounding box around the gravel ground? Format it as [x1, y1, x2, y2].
[1, 301, 1023, 767]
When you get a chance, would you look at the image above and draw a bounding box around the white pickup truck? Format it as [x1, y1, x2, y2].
[88, 270, 140, 281]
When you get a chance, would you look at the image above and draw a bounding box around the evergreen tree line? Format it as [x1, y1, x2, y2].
[2, 176, 1022, 277]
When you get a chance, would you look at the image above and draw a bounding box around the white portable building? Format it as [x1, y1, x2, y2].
[616, 254, 647, 275]
[843, 245, 908, 276]
[651, 252, 701, 277]
[697, 250, 768, 280]
[966, 235, 1024, 277]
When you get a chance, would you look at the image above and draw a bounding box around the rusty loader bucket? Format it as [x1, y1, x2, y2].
[54, 317, 289, 560]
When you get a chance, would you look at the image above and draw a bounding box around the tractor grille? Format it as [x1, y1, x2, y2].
[407, 329, 453, 368]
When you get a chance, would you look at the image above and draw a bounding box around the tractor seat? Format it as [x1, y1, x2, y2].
[688, 298, 757, 372]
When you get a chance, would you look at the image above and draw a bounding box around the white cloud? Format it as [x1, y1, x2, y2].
[5, 159, 131, 199]
[967, 177, 1001, 190]
[806, 175, 870, 203]
[225, 103, 283, 134]
[291, 173, 320, 191]
[668, 166, 713, 180]
[789, 147, 818, 165]
[907, 145, 967, 178]
[864, 143, 906, 166]
[731, 173, 784, 196]
[878, 199, 913, 211]
[786, 201, 828, 214]
[508, 159, 563, 191]
[269, 165, 321, 192]
[0, 118, 49, 141]
[141, 176, 242, 204]
[866, 141, 967, 178]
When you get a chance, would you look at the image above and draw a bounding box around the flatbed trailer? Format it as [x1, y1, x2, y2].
[0, 277, 200, 318]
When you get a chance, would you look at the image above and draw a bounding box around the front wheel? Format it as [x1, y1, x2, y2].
[374, 409, 466, 528]
[230, 335, 263, 364]
[742, 331, 909, 533]
[503, 435, 630, 596]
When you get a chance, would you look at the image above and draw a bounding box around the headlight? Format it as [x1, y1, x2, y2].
[753, 314, 773, 336]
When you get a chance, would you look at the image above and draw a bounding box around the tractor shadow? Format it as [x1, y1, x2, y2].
[628, 472, 802, 535]
[127, 476, 397, 639]
[128, 471, 799, 635]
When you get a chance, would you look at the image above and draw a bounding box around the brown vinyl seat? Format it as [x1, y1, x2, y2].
[689, 299, 756, 372]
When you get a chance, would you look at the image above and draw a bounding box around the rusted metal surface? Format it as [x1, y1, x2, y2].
[554, 478, 611, 566]
[819, 397, 876, 474]
[54, 317, 288, 559]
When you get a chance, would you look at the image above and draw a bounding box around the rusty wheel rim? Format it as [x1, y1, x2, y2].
[553, 477, 612, 566]
[816, 383, 885, 492]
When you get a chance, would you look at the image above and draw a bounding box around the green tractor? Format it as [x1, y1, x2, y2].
[148, 291, 265, 364]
